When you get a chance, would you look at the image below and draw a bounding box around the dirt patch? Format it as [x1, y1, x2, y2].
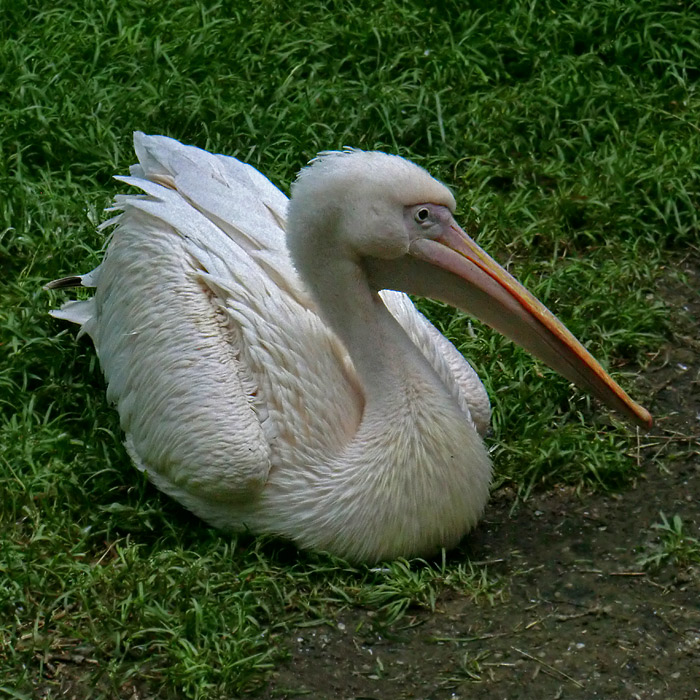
[265, 258, 700, 700]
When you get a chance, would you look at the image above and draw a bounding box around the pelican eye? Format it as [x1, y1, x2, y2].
[414, 207, 431, 223]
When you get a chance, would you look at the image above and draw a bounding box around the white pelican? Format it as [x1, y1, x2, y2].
[47, 133, 651, 562]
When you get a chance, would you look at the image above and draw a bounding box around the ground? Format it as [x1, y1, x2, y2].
[263, 259, 700, 699]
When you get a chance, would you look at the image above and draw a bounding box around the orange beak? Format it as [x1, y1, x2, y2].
[409, 224, 652, 430]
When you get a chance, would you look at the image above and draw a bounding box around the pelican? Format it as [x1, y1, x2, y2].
[47, 133, 651, 562]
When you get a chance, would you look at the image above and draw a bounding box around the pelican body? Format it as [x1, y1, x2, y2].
[48, 134, 651, 562]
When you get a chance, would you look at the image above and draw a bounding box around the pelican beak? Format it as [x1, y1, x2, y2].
[409, 224, 652, 430]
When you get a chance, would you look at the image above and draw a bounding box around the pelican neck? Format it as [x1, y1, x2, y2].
[308, 256, 443, 410]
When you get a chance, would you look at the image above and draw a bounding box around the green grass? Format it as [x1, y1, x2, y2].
[1, 0, 698, 696]
[637, 513, 700, 571]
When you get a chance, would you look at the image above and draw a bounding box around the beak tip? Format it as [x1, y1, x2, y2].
[628, 403, 652, 431]
[639, 409, 653, 432]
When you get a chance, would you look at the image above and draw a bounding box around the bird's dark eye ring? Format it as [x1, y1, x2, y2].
[415, 207, 430, 223]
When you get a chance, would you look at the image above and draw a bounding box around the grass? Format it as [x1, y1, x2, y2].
[637, 513, 700, 571]
[2, 0, 698, 696]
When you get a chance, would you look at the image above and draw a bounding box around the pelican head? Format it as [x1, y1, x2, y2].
[287, 148, 651, 430]
[288, 149, 455, 260]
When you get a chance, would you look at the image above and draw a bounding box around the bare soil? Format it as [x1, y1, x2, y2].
[264, 259, 700, 700]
